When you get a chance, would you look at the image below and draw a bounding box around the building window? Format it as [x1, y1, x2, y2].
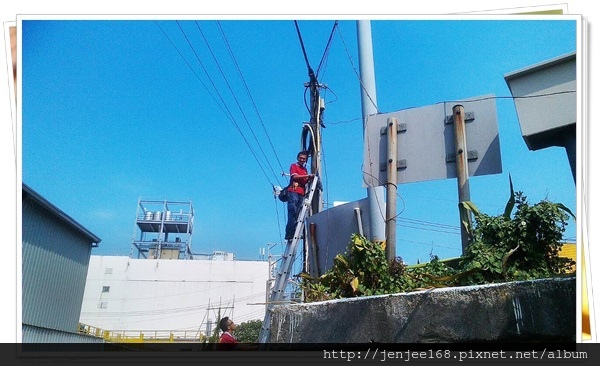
[102, 286, 110, 293]
[98, 302, 108, 309]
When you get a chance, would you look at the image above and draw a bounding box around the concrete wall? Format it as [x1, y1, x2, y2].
[268, 277, 575, 343]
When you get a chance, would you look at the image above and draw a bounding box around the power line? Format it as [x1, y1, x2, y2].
[194, 20, 282, 186]
[157, 20, 276, 187]
[293, 20, 316, 83]
[397, 216, 461, 231]
[396, 223, 462, 236]
[336, 24, 380, 114]
[216, 20, 286, 180]
[81, 291, 266, 319]
[397, 237, 461, 252]
[315, 21, 339, 79]
[175, 20, 275, 185]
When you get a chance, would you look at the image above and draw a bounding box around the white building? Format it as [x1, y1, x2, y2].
[79, 255, 269, 339]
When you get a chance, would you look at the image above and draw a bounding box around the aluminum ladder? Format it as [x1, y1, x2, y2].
[258, 176, 319, 344]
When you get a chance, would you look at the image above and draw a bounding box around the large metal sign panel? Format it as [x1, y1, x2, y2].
[363, 95, 502, 187]
[306, 198, 371, 275]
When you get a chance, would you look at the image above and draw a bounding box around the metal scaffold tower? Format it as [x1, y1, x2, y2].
[130, 199, 194, 259]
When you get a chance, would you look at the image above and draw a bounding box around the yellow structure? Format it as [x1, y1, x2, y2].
[558, 243, 591, 341]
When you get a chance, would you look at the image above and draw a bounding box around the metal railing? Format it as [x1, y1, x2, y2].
[78, 323, 204, 343]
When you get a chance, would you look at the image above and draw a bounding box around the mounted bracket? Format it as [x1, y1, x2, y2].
[446, 150, 479, 163]
[380, 159, 407, 171]
[445, 111, 475, 124]
[380, 122, 407, 135]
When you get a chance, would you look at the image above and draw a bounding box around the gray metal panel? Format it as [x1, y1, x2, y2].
[363, 95, 502, 186]
[306, 198, 371, 274]
[22, 195, 93, 334]
[504, 52, 576, 149]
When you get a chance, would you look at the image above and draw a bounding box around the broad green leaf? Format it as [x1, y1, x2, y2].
[556, 203, 576, 220]
[460, 201, 481, 216]
[503, 174, 516, 219]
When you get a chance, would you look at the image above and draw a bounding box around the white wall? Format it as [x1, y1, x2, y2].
[79, 256, 269, 334]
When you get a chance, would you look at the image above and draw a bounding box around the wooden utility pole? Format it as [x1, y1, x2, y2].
[452, 105, 472, 253]
[302, 69, 324, 280]
[307, 69, 324, 215]
[385, 117, 398, 262]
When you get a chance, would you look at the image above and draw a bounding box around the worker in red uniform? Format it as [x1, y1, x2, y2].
[285, 151, 315, 240]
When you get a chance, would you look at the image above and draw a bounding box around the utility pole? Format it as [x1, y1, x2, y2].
[301, 64, 324, 282]
[293, 19, 324, 215]
[357, 20, 387, 246]
[306, 68, 324, 215]
[385, 117, 398, 261]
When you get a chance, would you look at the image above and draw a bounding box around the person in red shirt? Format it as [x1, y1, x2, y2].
[217, 317, 258, 351]
[217, 316, 238, 350]
[285, 151, 315, 240]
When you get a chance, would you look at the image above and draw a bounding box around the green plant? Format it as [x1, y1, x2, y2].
[407, 255, 461, 289]
[300, 235, 462, 301]
[234, 319, 262, 343]
[300, 234, 405, 301]
[298, 176, 575, 302]
[459, 175, 575, 284]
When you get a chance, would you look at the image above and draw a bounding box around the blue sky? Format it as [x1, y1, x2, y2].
[18, 17, 578, 265]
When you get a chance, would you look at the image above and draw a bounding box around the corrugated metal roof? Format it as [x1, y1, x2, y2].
[22, 183, 101, 245]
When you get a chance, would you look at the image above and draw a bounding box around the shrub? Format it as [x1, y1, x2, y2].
[299, 176, 575, 302]
[234, 319, 262, 343]
[458, 182, 575, 284]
